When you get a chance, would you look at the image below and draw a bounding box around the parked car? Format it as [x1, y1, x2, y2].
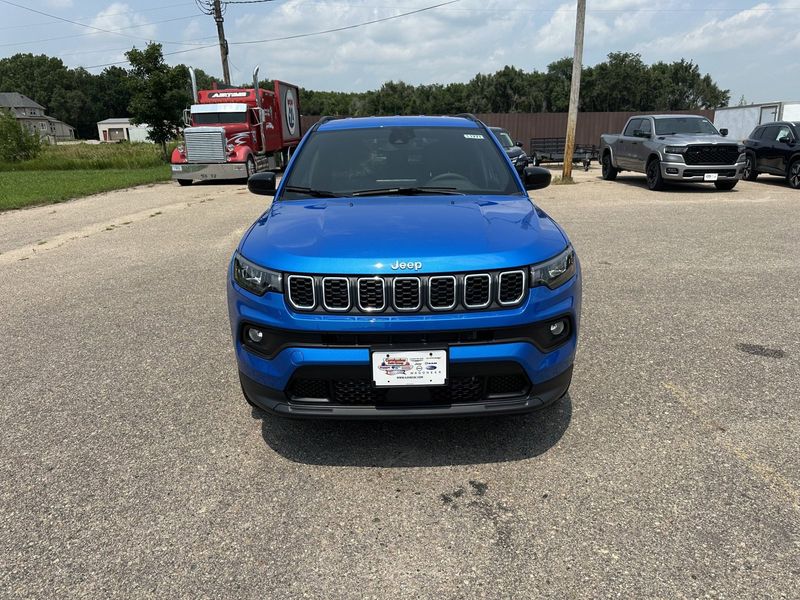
[600, 115, 745, 191]
[227, 115, 581, 419]
[489, 126, 530, 173]
[742, 121, 800, 189]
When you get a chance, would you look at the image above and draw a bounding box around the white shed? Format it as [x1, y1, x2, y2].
[96, 118, 153, 143]
[714, 101, 800, 141]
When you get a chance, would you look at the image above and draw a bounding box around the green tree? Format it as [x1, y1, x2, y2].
[0, 109, 41, 162]
[126, 44, 191, 158]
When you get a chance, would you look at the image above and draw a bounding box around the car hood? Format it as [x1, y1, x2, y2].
[505, 146, 526, 158]
[239, 196, 567, 274]
[656, 134, 735, 145]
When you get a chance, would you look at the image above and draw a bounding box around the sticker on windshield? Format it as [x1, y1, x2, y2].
[464, 134, 485, 139]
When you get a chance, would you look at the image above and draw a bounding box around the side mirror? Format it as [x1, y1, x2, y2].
[247, 172, 276, 196]
[522, 166, 551, 191]
[720, 128, 729, 137]
[515, 140, 524, 147]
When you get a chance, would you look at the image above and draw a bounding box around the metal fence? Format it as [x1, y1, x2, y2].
[300, 110, 716, 147]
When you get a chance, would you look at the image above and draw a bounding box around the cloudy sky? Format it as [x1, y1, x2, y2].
[2, 0, 799, 103]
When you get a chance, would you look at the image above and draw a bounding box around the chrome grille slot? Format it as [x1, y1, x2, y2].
[287, 275, 315, 310]
[358, 277, 386, 311]
[428, 276, 457, 310]
[322, 277, 350, 311]
[392, 277, 422, 311]
[464, 274, 491, 309]
[498, 270, 526, 305]
[184, 127, 227, 163]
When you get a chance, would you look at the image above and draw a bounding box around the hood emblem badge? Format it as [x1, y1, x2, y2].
[391, 260, 423, 271]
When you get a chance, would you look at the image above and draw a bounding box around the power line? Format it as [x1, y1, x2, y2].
[0, 2, 196, 30]
[82, 0, 460, 70]
[0, 0, 211, 47]
[230, 0, 461, 45]
[0, 15, 214, 49]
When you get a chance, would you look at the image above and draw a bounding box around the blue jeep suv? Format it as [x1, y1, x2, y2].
[227, 115, 581, 418]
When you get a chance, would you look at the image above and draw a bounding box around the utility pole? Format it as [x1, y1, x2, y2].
[212, 0, 231, 86]
[562, 0, 586, 181]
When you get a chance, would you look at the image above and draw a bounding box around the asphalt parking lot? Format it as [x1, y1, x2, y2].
[1, 169, 798, 598]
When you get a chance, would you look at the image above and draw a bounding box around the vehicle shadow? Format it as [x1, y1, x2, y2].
[255, 394, 572, 467]
[608, 176, 731, 193]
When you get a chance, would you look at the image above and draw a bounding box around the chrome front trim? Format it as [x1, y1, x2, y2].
[287, 275, 316, 310]
[428, 275, 457, 311]
[463, 273, 492, 309]
[321, 277, 351, 312]
[357, 277, 387, 312]
[497, 270, 527, 306]
[392, 277, 422, 312]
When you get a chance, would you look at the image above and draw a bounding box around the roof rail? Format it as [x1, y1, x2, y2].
[310, 115, 341, 132]
[453, 113, 480, 122]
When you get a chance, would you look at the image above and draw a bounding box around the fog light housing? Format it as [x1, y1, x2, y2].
[666, 167, 679, 174]
[549, 320, 566, 336]
[247, 327, 264, 343]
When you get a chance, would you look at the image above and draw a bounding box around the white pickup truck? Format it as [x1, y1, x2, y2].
[599, 115, 746, 191]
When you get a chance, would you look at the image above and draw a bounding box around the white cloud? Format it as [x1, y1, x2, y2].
[89, 2, 157, 41]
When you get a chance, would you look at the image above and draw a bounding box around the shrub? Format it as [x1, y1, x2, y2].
[0, 109, 41, 162]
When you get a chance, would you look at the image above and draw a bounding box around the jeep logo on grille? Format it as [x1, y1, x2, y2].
[391, 260, 423, 271]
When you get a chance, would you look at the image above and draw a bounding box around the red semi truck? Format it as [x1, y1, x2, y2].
[171, 66, 302, 185]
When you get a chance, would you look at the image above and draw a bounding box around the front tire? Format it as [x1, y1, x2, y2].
[714, 180, 737, 191]
[646, 158, 665, 191]
[245, 156, 256, 180]
[788, 159, 800, 190]
[743, 153, 758, 181]
[601, 153, 618, 180]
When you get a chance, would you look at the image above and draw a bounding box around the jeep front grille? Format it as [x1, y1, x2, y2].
[287, 275, 315, 309]
[357, 278, 386, 311]
[393, 277, 421, 311]
[285, 269, 527, 314]
[322, 277, 350, 311]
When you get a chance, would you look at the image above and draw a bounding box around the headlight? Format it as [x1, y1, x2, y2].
[226, 143, 235, 152]
[233, 253, 282, 296]
[530, 246, 576, 289]
[514, 154, 528, 164]
[664, 146, 687, 155]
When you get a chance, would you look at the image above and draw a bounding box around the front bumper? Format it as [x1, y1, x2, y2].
[171, 162, 247, 182]
[240, 365, 572, 419]
[227, 268, 581, 419]
[660, 159, 745, 182]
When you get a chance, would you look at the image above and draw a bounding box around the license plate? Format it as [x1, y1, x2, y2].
[171, 165, 182, 171]
[704, 173, 718, 181]
[372, 350, 447, 387]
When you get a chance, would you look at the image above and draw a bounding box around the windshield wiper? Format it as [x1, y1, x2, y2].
[282, 185, 341, 198]
[351, 186, 464, 197]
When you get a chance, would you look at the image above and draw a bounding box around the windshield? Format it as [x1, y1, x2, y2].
[654, 117, 719, 136]
[282, 126, 521, 199]
[192, 112, 247, 125]
[491, 129, 514, 148]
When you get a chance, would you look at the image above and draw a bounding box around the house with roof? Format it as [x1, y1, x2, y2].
[97, 117, 153, 143]
[0, 92, 76, 143]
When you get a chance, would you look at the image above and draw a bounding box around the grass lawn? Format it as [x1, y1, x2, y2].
[0, 167, 170, 211]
